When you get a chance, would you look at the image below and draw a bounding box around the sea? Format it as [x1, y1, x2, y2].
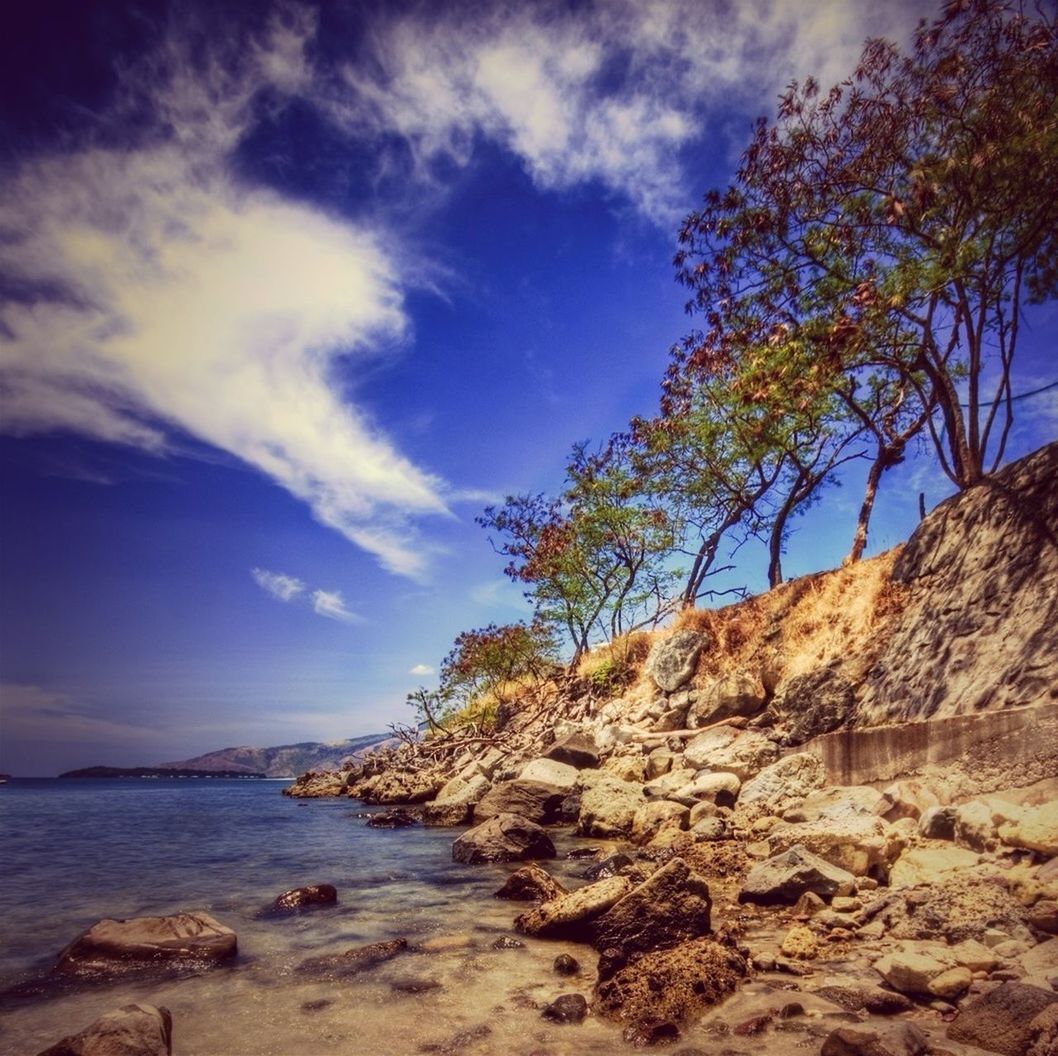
[0, 778, 628, 1055]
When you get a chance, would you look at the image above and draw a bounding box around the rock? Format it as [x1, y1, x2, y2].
[283, 770, 346, 798]
[590, 858, 712, 976]
[766, 814, 902, 877]
[515, 876, 632, 938]
[519, 758, 579, 790]
[919, 806, 957, 840]
[592, 938, 746, 1037]
[733, 753, 827, 825]
[672, 771, 741, 807]
[272, 884, 337, 912]
[1028, 1004, 1058, 1056]
[630, 800, 689, 844]
[494, 864, 565, 902]
[576, 775, 645, 838]
[738, 846, 857, 905]
[820, 1022, 928, 1056]
[1030, 900, 1058, 934]
[490, 937, 525, 950]
[432, 773, 491, 807]
[883, 780, 941, 822]
[583, 852, 636, 881]
[683, 727, 779, 780]
[541, 993, 588, 1024]
[473, 780, 567, 824]
[1023, 937, 1058, 981]
[780, 925, 818, 960]
[783, 785, 891, 824]
[775, 668, 855, 746]
[367, 808, 419, 828]
[946, 980, 1058, 1056]
[369, 769, 444, 805]
[888, 846, 980, 888]
[644, 630, 708, 692]
[296, 938, 408, 979]
[422, 802, 473, 826]
[545, 732, 600, 769]
[37, 1004, 173, 1056]
[1000, 803, 1058, 857]
[954, 800, 997, 850]
[687, 671, 765, 728]
[554, 954, 580, 976]
[452, 813, 556, 864]
[646, 748, 680, 780]
[600, 754, 648, 783]
[814, 983, 915, 1015]
[873, 942, 975, 998]
[793, 891, 826, 918]
[644, 769, 695, 800]
[55, 913, 237, 977]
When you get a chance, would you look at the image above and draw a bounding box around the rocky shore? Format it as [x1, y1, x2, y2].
[30, 443, 1058, 1055]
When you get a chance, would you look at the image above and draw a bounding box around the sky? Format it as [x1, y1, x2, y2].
[1, 0, 1056, 775]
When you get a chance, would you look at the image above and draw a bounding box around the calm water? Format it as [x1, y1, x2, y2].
[0, 779, 627, 1055]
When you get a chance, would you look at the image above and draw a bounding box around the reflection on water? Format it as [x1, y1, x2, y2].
[0, 780, 627, 1055]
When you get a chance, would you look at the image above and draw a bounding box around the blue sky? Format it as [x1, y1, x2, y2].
[2, 0, 1055, 775]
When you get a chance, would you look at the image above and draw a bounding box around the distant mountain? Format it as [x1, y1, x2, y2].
[159, 734, 393, 778]
[60, 766, 266, 779]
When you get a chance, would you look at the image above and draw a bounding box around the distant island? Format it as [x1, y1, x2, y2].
[159, 733, 393, 777]
[59, 766, 267, 779]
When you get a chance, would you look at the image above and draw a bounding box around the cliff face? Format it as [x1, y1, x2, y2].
[858, 441, 1058, 726]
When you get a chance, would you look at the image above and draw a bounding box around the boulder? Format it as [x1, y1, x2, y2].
[630, 800, 688, 844]
[643, 768, 695, 800]
[519, 758, 579, 790]
[883, 780, 941, 822]
[37, 1004, 173, 1056]
[1028, 1004, 1058, 1056]
[592, 938, 746, 1037]
[775, 668, 855, 746]
[672, 771, 741, 807]
[780, 925, 818, 960]
[297, 938, 408, 979]
[919, 806, 957, 840]
[545, 732, 600, 769]
[56, 913, 237, 977]
[813, 983, 915, 1015]
[954, 800, 997, 850]
[947, 981, 1058, 1056]
[541, 993, 588, 1024]
[683, 727, 779, 780]
[733, 753, 828, 825]
[473, 780, 566, 824]
[645, 747, 679, 780]
[366, 808, 418, 828]
[272, 884, 337, 912]
[515, 876, 633, 939]
[283, 770, 346, 798]
[600, 754, 648, 783]
[644, 630, 708, 692]
[422, 802, 473, 826]
[432, 773, 491, 807]
[739, 846, 857, 905]
[369, 769, 444, 804]
[782, 785, 891, 824]
[1022, 936, 1058, 981]
[582, 852, 636, 881]
[766, 814, 902, 876]
[873, 942, 974, 998]
[590, 858, 712, 976]
[494, 864, 565, 902]
[452, 813, 556, 864]
[576, 775, 644, 838]
[687, 671, 765, 728]
[888, 846, 980, 888]
[999, 803, 1058, 857]
[820, 1023, 928, 1056]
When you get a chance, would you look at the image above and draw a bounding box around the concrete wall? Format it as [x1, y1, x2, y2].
[801, 704, 1058, 801]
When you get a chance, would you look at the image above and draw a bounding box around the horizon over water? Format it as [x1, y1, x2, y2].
[0, 778, 623, 1055]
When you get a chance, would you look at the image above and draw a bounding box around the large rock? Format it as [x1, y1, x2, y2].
[734, 752, 827, 825]
[946, 981, 1058, 1056]
[1022, 936, 1058, 982]
[369, 768, 444, 804]
[56, 913, 237, 977]
[888, 846, 980, 888]
[739, 846, 857, 905]
[452, 813, 556, 864]
[687, 671, 765, 728]
[519, 758, 579, 789]
[473, 779, 566, 824]
[783, 785, 891, 824]
[283, 770, 346, 798]
[590, 858, 712, 975]
[820, 1023, 927, 1056]
[37, 1004, 173, 1056]
[1028, 1004, 1058, 1056]
[494, 864, 565, 902]
[873, 942, 974, 998]
[644, 630, 708, 692]
[766, 814, 902, 876]
[515, 876, 633, 938]
[545, 732, 600, 769]
[683, 727, 779, 780]
[672, 771, 741, 807]
[432, 773, 491, 807]
[272, 884, 337, 912]
[576, 775, 645, 838]
[1000, 803, 1058, 857]
[630, 800, 688, 844]
[592, 938, 746, 1040]
[775, 668, 855, 746]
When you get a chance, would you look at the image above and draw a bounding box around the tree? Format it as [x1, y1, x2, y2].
[674, 0, 1058, 494]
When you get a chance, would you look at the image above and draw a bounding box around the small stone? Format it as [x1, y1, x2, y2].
[553, 954, 580, 976]
[541, 993, 588, 1024]
[780, 925, 818, 960]
[491, 937, 525, 950]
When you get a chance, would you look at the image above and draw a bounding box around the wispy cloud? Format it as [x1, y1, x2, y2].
[311, 588, 363, 624]
[408, 663, 434, 676]
[251, 567, 305, 601]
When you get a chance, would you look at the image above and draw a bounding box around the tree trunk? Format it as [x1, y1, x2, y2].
[846, 451, 888, 564]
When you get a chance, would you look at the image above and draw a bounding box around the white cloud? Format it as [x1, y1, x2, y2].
[311, 588, 363, 623]
[408, 663, 434, 676]
[251, 567, 306, 601]
[0, 8, 448, 580]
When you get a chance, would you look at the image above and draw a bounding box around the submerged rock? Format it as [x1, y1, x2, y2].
[366, 808, 419, 828]
[541, 993, 588, 1024]
[819, 1022, 927, 1056]
[452, 813, 556, 864]
[493, 864, 565, 902]
[272, 884, 338, 912]
[553, 953, 580, 976]
[297, 938, 408, 978]
[37, 1004, 173, 1056]
[55, 913, 237, 977]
